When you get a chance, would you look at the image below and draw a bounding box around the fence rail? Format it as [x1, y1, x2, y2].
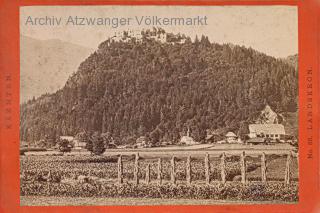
[117, 151, 297, 185]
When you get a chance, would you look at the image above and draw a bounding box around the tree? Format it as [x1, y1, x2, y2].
[200, 35, 210, 47]
[150, 128, 162, 145]
[85, 138, 93, 154]
[194, 35, 200, 44]
[101, 132, 113, 146]
[91, 131, 106, 155]
[238, 121, 249, 140]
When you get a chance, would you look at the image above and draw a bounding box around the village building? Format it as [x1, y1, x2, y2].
[206, 133, 223, 143]
[205, 128, 226, 143]
[256, 105, 279, 124]
[107, 28, 186, 46]
[59, 136, 74, 142]
[160, 141, 172, 146]
[225, 132, 237, 143]
[56, 136, 74, 150]
[205, 134, 215, 143]
[248, 124, 285, 141]
[59, 133, 87, 151]
[73, 132, 89, 150]
[180, 128, 198, 145]
[136, 136, 148, 148]
[73, 139, 87, 150]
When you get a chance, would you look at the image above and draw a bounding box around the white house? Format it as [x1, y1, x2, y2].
[59, 134, 88, 150]
[73, 139, 87, 150]
[73, 132, 89, 150]
[225, 132, 237, 143]
[136, 136, 148, 148]
[59, 136, 74, 142]
[248, 124, 285, 140]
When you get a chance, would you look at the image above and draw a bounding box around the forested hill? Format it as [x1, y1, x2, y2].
[282, 54, 298, 70]
[20, 32, 298, 145]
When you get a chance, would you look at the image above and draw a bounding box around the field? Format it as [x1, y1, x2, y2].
[20, 148, 299, 205]
[24, 143, 296, 157]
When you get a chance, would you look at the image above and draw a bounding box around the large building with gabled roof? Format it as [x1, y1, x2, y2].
[248, 124, 285, 140]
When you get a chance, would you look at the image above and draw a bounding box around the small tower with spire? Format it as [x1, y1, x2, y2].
[187, 127, 190, 137]
[180, 126, 197, 145]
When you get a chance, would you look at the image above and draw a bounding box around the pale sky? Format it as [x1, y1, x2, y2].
[20, 6, 298, 58]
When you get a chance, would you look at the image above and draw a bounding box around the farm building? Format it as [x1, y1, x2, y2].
[225, 132, 237, 143]
[206, 134, 224, 143]
[205, 128, 226, 143]
[205, 134, 216, 143]
[59, 136, 74, 142]
[161, 141, 172, 146]
[60, 134, 88, 150]
[256, 105, 279, 124]
[248, 124, 285, 140]
[180, 128, 198, 145]
[74, 132, 88, 150]
[73, 139, 87, 150]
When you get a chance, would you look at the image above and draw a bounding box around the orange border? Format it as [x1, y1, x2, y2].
[0, 0, 319, 212]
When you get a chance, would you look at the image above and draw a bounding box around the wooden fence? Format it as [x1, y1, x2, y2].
[116, 151, 297, 185]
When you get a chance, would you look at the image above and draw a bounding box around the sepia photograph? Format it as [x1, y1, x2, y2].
[19, 6, 298, 206]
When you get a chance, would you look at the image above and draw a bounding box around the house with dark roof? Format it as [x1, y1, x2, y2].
[205, 128, 228, 143]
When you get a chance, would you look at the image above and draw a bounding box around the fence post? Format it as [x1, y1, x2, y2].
[47, 170, 52, 182]
[157, 158, 162, 185]
[240, 151, 246, 184]
[284, 151, 292, 184]
[145, 163, 150, 184]
[117, 155, 123, 184]
[221, 152, 226, 184]
[205, 153, 210, 184]
[186, 155, 192, 185]
[171, 156, 176, 184]
[261, 152, 267, 183]
[133, 153, 139, 185]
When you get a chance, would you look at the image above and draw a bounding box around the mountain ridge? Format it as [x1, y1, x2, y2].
[20, 35, 94, 103]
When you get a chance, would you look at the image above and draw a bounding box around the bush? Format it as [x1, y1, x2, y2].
[58, 139, 72, 153]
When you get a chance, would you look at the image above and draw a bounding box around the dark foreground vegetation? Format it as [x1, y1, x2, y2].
[21, 181, 298, 202]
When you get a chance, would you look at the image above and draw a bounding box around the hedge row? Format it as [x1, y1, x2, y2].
[20, 181, 298, 202]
